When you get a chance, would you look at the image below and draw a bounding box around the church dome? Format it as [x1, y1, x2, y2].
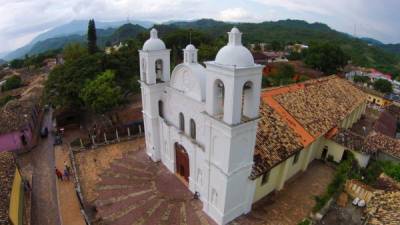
[142, 28, 166, 51]
[185, 44, 196, 51]
[215, 27, 254, 67]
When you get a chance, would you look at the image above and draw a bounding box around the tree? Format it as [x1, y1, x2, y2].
[353, 75, 370, 84]
[9, 59, 25, 69]
[270, 41, 283, 51]
[87, 19, 98, 54]
[45, 54, 102, 107]
[2, 75, 22, 91]
[267, 63, 296, 86]
[63, 43, 87, 62]
[80, 70, 123, 113]
[305, 43, 348, 74]
[373, 79, 393, 93]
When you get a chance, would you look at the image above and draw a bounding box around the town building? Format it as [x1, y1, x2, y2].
[0, 151, 26, 225]
[139, 27, 374, 224]
[0, 86, 43, 152]
[286, 43, 309, 53]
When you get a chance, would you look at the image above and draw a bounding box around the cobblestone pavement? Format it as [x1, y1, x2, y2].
[93, 148, 216, 225]
[232, 161, 335, 225]
[30, 109, 62, 225]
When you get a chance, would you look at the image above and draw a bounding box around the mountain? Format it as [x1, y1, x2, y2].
[360, 37, 384, 46]
[360, 37, 400, 55]
[108, 24, 147, 43]
[379, 44, 400, 55]
[4, 19, 154, 60]
[0, 59, 6, 65]
[14, 24, 147, 57]
[164, 19, 400, 79]
[28, 35, 85, 56]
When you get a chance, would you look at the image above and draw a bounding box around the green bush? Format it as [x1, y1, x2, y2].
[2, 75, 22, 91]
[313, 152, 356, 212]
[353, 75, 369, 83]
[373, 79, 393, 93]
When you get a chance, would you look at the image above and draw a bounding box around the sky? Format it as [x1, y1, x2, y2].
[0, 0, 399, 54]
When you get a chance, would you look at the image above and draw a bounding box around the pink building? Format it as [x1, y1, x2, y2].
[0, 89, 42, 152]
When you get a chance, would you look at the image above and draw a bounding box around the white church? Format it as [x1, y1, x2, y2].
[139, 27, 262, 225]
[138, 27, 370, 225]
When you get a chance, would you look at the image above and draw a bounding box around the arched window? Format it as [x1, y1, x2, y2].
[141, 58, 146, 82]
[158, 100, 164, 118]
[214, 79, 225, 116]
[179, 113, 185, 132]
[155, 59, 163, 82]
[190, 119, 196, 140]
[241, 81, 253, 120]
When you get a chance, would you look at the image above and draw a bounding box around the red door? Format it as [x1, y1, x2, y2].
[175, 143, 189, 182]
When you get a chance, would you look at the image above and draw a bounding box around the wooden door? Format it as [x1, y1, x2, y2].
[175, 143, 189, 182]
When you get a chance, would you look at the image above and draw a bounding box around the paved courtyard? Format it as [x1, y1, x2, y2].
[232, 161, 335, 225]
[80, 144, 215, 225]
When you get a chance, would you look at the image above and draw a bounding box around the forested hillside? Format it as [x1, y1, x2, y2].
[10, 18, 400, 79]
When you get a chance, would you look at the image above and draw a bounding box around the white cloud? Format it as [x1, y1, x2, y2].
[218, 7, 254, 22]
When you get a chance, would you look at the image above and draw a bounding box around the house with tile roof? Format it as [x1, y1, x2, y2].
[0, 85, 43, 152]
[252, 76, 369, 202]
[0, 151, 26, 225]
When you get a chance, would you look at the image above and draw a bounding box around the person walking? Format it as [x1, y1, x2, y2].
[64, 160, 71, 174]
[55, 168, 63, 181]
[63, 169, 70, 181]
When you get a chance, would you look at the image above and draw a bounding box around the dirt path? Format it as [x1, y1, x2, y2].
[55, 146, 86, 225]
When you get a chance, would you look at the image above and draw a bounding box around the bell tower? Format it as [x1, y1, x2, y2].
[203, 27, 263, 225]
[139, 28, 170, 161]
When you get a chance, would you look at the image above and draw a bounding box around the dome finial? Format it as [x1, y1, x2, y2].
[228, 27, 242, 46]
[184, 44, 197, 64]
[150, 28, 158, 39]
[214, 27, 254, 67]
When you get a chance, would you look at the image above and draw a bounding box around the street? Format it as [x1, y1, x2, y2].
[30, 108, 62, 225]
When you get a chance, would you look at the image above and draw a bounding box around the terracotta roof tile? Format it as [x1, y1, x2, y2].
[0, 151, 16, 223]
[251, 76, 367, 179]
[0, 85, 43, 134]
[274, 76, 367, 137]
[363, 132, 400, 159]
[251, 102, 303, 179]
[367, 191, 400, 225]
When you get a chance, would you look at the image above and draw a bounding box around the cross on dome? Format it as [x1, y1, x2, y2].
[228, 27, 242, 46]
[150, 28, 158, 39]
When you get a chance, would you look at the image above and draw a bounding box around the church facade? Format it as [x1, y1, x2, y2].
[139, 27, 370, 225]
[139, 27, 262, 225]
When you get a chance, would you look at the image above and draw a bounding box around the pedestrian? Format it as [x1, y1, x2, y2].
[64, 160, 71, 174]
[63, 169, 70, 181]
[55, 168, 63, 181]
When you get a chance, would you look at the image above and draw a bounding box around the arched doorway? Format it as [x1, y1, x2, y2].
[175, 143, 189, 183]
[341, 150, 350, 161]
